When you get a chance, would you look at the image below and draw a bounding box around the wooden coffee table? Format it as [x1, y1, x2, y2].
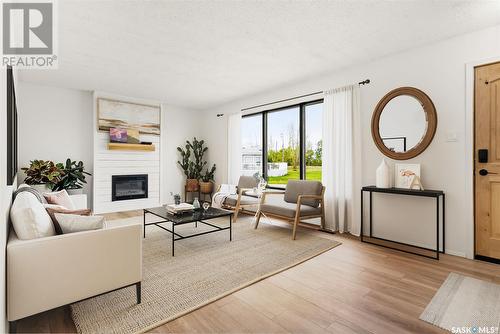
[143, 206, 233, 256]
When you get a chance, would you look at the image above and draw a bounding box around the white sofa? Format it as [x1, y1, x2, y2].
[7, 194, 143, 326]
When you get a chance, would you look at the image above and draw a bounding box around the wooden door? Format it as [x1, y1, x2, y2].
[475, 62, 500, 261]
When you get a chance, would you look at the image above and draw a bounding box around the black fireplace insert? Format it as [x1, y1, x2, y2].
[112, 174, 148, 201]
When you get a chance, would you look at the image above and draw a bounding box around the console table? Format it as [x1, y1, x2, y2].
[360, 186, 445, 260]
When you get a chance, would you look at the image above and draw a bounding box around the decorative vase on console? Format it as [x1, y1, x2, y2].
[376, 159, 391, 188]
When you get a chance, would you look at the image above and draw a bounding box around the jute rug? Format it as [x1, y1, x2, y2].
[70, 216, 340, 333]
[420, 272, 500, 333]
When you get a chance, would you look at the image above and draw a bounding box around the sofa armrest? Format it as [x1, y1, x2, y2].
[260, 191, 284, 204]
[7, 223, 142, 321]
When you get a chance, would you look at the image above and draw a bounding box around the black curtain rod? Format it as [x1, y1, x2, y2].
[241, 79, 370, 112]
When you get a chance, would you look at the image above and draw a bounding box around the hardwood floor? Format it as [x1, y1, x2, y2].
[15, 211, 500, 333]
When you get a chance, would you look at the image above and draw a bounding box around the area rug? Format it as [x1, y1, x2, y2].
[420, 272, 500, 333]
[70, 216, 340, 333]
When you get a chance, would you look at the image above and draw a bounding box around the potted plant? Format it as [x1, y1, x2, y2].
[199, 164, 216, 194]
[21, 160, 63, 192]
[177, 137, 211, 192]
[52, 159, 91, 194]
[177, 143, 199, 191]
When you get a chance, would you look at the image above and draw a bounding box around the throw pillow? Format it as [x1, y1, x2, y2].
[43, 190, 75, 210]
[53, 213, 105, 234]
[13, 184, 44, 203]
[46, 207, 92, 234]
[10, 191, 56, 240]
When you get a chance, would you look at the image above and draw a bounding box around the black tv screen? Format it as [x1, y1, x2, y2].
[7, 66, 17, 186]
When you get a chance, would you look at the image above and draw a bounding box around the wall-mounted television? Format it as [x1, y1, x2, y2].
[7, 66, 17, 186]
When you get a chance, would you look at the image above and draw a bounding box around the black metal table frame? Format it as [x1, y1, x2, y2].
[143, 209, 232, 256]
[360, 187, 445, 260]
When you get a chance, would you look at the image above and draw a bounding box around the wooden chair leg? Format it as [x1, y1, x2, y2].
[292, 213, 300, 240]
[255, 211, 262, 229]
[233, 205, 240, 223]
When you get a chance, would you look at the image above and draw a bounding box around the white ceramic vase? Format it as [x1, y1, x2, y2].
[376, 159, 391, 188]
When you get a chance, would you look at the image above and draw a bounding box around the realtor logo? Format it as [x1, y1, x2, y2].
[1, 1, 57, 68]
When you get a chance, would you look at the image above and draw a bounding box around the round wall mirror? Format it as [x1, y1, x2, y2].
[371, 87, 437, 160]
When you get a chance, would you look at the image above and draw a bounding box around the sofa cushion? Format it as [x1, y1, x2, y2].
[10, 191, 56, 240]
[46, 207, 92, 234]
[261, 195, 322, 218]
[53, 213, 105, 234]
[13, 185, 44, 203]
[284, 180, 323, 208]
[224, 194, 260, 207]
[43, 190, 75, 210]
[237, 176, 259, 190]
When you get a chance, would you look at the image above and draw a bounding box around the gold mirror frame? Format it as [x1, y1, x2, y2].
[371, 87, 437, 160]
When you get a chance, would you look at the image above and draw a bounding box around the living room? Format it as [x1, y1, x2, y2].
[1, 1, 500, 333]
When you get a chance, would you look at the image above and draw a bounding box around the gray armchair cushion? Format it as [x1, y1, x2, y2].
[284, 180, 323, 208]
[224, 194, 260, 207]
[237, 176, 259, 190]
[260, 195, 321, 218]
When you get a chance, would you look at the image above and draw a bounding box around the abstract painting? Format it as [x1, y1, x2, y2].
[109, 128, 128, 143]
[98, 98, 160, 135]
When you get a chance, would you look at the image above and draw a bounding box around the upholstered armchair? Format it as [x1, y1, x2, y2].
[255, 180, 325, 239]
[219, 176, 260, 222]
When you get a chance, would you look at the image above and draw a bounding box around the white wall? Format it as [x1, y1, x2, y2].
[200, 24, 500, 258]
[161, 104, 203, 202]
[16, 83, 93, 206]
[16, 83, 204, 210]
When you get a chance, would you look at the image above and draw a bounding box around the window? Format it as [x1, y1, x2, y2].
[241, 100, 323, 188]
[267, 106, 300, 187]
[241, 114, 263, 177]
[305, 102, 322, 181]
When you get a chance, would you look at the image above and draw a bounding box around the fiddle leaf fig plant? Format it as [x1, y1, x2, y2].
[52, 159, 91, 191]
[21, 160, 63, 188]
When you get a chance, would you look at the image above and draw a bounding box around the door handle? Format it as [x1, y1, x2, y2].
[479, 169, 498, 176]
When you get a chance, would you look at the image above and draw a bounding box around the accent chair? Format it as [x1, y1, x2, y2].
[220, 176, 260, 222]
[255, 180, 325, 239]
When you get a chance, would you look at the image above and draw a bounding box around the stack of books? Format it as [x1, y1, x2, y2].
[165, 203, 195, 215]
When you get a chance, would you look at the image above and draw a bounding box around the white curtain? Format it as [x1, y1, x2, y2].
[227, 112, 242, 185]
[322, 85, 361, 234]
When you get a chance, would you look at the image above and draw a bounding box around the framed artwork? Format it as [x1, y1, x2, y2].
[382, 136, 407, 153]
[109, 128, 128, 143]
[6, 66, 17, 186]
[126, 129, 140, 144]
[97, 98, 160, 135]
[395, 163, 421, 189]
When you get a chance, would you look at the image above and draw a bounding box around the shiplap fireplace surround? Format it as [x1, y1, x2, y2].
[92, 92, 163, 214]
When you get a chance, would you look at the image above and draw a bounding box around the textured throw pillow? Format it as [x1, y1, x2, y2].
[53, 213, 105, 234]
[13, 184, 44, 203]
[43, 190, 75, 210]
[46, 207, 92, 234]
[10, 191, 56, 240]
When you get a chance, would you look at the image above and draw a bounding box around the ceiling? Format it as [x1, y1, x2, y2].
[19, 1, 500, 110]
